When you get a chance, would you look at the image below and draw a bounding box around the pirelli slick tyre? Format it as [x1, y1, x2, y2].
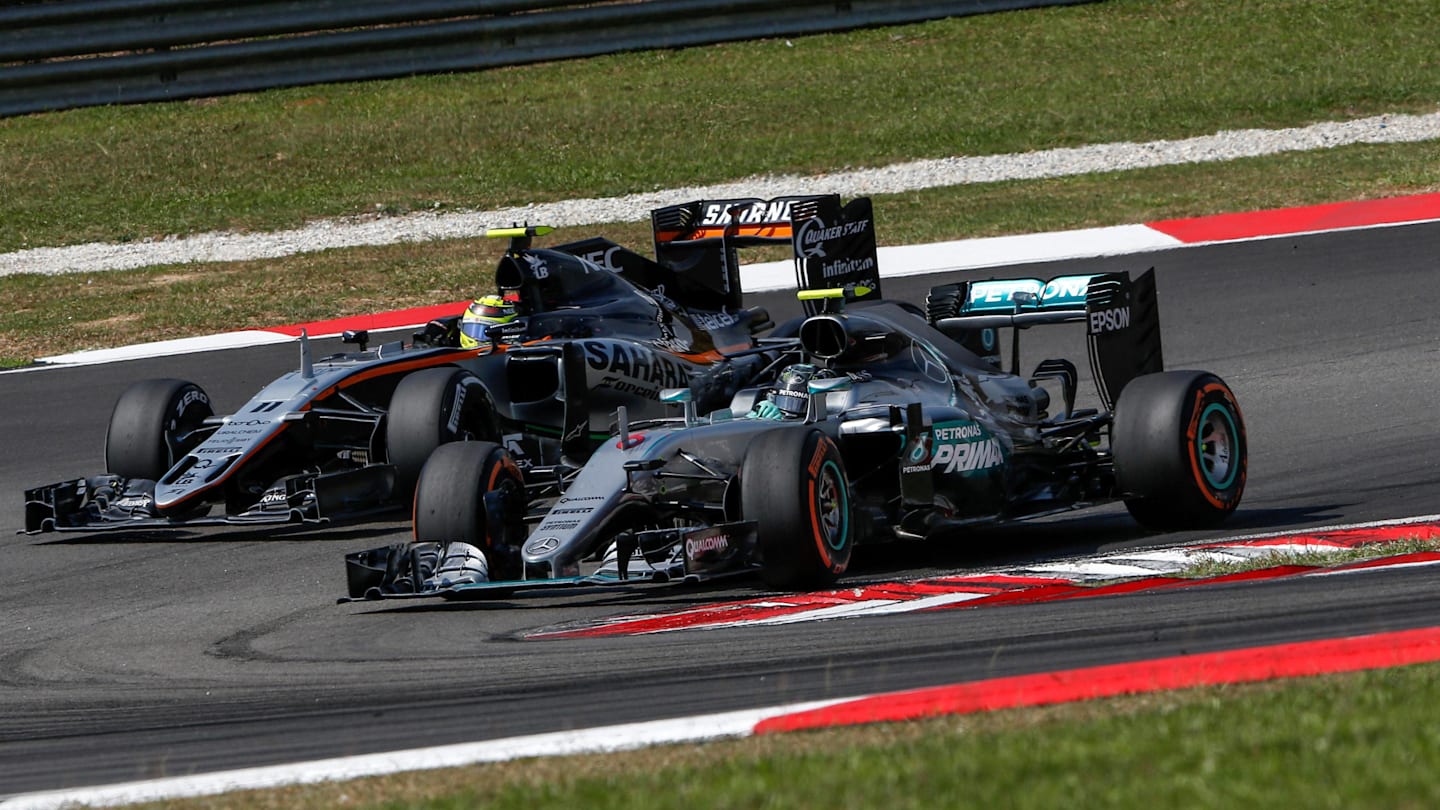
[105, 378, 214, 481]
[1112, 370, 1247, 530]
[386, 367, 494, 492]
[412, 440, 525, 579]
[741, 428, 853, 590]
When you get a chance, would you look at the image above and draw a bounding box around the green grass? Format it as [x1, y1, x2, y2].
[136, 663, 1440, 809]
[2, 0, 1438, 253]
[1175, 538, 1440, 579]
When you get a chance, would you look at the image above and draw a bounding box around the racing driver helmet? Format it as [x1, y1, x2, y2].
[769, 363, 822, 418]
[459, 294, 518, 348]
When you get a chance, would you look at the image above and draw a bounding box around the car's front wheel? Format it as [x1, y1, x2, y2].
[412, 440, 525, 580]
[105, 378, 214, 480]
[741, 428, 853, 590]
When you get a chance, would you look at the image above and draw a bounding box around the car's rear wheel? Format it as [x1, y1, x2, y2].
[412, 440, 525, 580]
[386, 367, 495, 493]
[1112, 370, 1247, 529]
[741, 428, 853, 590]
[105, 378, 214, 480]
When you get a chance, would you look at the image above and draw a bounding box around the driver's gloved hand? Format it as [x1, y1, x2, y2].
[749, 400, 784, 420]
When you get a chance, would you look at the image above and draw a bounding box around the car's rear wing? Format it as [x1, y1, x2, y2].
[942, 274, 1095, 325]
[930, 269, 1163, 409]
[649, 195, 881, 312]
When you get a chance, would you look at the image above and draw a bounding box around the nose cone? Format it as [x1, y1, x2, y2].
[152, 417, 278, 510]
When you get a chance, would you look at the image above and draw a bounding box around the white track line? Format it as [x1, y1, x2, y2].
[0, 700, 847, 810]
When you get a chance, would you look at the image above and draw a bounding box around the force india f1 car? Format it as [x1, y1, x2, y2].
[342, 233, 1247, 601]
[24, 195, 878, 535]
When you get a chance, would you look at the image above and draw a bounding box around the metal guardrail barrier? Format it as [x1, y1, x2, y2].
[0, 0, 1092, 118]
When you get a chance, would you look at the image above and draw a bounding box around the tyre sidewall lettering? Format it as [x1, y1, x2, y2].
[805, 436, 849, 574]
[166, 384, 212, 462]
[446, 380, 467, 435]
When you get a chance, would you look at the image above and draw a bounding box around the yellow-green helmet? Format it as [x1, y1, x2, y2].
[459, 294, 518, 348]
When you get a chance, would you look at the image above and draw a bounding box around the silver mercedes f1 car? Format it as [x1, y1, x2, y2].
[343, 225, 1246, 601]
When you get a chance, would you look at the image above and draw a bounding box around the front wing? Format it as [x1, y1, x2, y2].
[23, 465, 398, 535]
[339, 522, 760, 603]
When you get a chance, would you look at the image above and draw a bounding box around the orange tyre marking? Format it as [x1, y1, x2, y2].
[1186, 382, 1244, 510]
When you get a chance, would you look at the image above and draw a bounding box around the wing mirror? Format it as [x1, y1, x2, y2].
[805, 375, 853, 422]
[660, 387, 700, 426]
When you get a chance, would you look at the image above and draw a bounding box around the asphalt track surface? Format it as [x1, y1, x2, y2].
[4, 223, 1440, 797]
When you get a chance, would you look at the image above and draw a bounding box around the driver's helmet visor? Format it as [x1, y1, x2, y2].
[771, 388, 809, 417]
[460, 319, 497, 344]
[461, 297, 517, 345]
